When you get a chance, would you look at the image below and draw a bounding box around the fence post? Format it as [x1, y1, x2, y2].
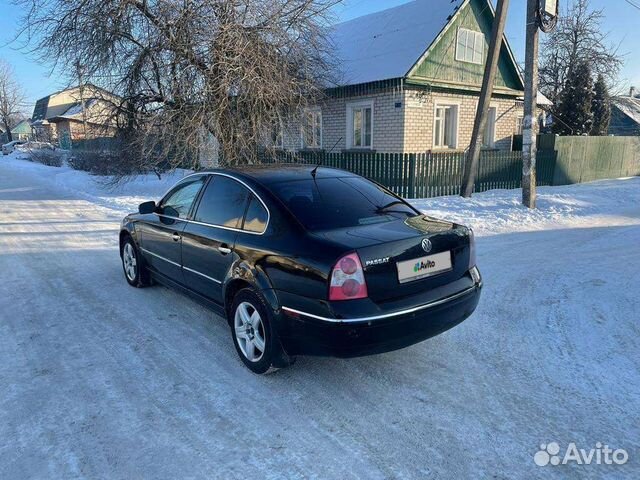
[408, 153, 416, 198]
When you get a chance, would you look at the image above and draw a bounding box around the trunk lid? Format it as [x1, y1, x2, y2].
[312, 215, 473, 303]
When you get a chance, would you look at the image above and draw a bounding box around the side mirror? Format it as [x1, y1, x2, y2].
[138, 201, 157, 215]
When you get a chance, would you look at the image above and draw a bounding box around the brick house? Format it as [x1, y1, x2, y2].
[276, 0, 547, 154]
[31, 85, 120, 147]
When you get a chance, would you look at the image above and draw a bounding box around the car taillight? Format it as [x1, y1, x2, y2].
[329, 252, 368, 301]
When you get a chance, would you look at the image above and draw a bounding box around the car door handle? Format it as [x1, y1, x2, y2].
[218, 244, 232, 255]
[172, 232, 181, 242]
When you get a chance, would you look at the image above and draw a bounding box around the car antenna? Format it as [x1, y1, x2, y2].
[311, 137, 342, 177]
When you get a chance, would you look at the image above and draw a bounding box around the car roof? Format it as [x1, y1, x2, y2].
[204, 164, 357, 186]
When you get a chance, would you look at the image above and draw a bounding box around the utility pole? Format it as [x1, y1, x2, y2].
[460, 0, 511, 198]
[522, 0, 540, 208]
[522, 0, 558, 208]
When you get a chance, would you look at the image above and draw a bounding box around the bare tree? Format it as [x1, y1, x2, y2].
[539, 0, 623, 105]
[0, 61, 26, 142]
[16, 0, 341, 170]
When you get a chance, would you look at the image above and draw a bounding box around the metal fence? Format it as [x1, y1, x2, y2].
[545, 135, 640, 185]
[262, 149, 558, 199]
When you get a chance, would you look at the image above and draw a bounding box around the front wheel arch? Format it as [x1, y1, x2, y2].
[119, 229, 138, 257]
[119, 230, 130, 256]
[120, 231, 152, 287]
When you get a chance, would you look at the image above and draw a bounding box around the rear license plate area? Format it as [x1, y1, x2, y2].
[397, 251, 452, 283]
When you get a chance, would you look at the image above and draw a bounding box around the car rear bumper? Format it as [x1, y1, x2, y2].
[276, 268, 482, 358]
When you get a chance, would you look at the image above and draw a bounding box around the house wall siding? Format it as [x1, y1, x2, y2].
[609, 104, 640, 136]
[403, 87, 522, 151]
[276, 86, 522, 154]
[54, 120, 119, 148]
[324, 90, 406, 152]
[279, 89, 406, 153]
[409, 0, 522, 92]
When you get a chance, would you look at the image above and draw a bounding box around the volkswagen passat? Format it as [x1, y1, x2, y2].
[120, 166, 482, 373]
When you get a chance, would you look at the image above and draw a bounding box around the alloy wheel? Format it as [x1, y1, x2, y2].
[234, 301, 266, 362]
[123, 243, 138, 281]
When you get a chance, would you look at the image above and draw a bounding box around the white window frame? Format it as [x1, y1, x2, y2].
[432, 101, 459, 150]
[346, 100, 374, 149]
[482, 106, 497, 148]
[515, 115, 524, 135]
[456, 28, 484, 65]
[301, 108, 323, 149]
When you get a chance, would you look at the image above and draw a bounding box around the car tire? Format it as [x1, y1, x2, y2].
[230, 288, 291, 374]
[121, 237, 152, 288]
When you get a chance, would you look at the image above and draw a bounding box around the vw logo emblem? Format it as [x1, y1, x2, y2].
[421, 238, 432, 253]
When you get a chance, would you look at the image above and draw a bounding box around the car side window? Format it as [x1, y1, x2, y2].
[160, 176, 206, 218]
[243, 195, 268, 233]
[194, 175, 249, 229]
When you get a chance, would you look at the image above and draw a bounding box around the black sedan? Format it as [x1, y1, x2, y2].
[120, 166, 482, 373]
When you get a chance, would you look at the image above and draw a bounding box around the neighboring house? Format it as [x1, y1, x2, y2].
[11, 119, 33, 141]
[31, 85, 120, 147]
[609, 88, 640, 136]
[275, 0, 549, 154]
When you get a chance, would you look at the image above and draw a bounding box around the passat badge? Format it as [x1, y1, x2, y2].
[365, 257, 390, 267]
[421, 238, 432, 253]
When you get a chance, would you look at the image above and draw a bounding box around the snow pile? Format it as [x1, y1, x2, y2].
[2, 151, 192, 213]
[412, 177, 640, 236]
[2, 150, 639, 237]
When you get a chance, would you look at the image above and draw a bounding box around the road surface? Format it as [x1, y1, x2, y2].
[0, 160, 638, 479]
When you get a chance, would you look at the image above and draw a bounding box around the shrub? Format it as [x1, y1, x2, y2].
[68, 146, 168, 180]
[68, 150, 106, 174]
[67, 135, 174, 181]
[28, 148, 64, 167]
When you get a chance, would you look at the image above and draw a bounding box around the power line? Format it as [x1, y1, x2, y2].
[623, 0, 640, 11]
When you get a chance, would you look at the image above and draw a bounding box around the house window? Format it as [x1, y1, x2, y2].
[456, 28, 484, 64]
[483, 107, 497, 148]
[515, 116, 524, 135]
[347, 101, 373, 149]
[433, 104, 458, 149]
[302, 109, 322, 149]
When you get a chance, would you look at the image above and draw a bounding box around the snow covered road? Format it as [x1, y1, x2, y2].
[1, 157, 639, 479]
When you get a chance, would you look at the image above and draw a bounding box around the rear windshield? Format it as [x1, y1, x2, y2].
[270, 176, 418, 231]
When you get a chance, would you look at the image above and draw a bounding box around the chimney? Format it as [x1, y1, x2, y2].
[631, 86, 637, 98]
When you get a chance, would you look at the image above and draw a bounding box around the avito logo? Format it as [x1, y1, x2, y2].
[414, 260, 436, 273]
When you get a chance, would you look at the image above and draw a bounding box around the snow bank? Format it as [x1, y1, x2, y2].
[411, 177, 640, 236]
[3, 150, 639, 237]
[2, 151, 192, 214]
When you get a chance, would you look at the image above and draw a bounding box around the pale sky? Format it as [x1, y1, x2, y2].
[0, 0, 638, 114]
